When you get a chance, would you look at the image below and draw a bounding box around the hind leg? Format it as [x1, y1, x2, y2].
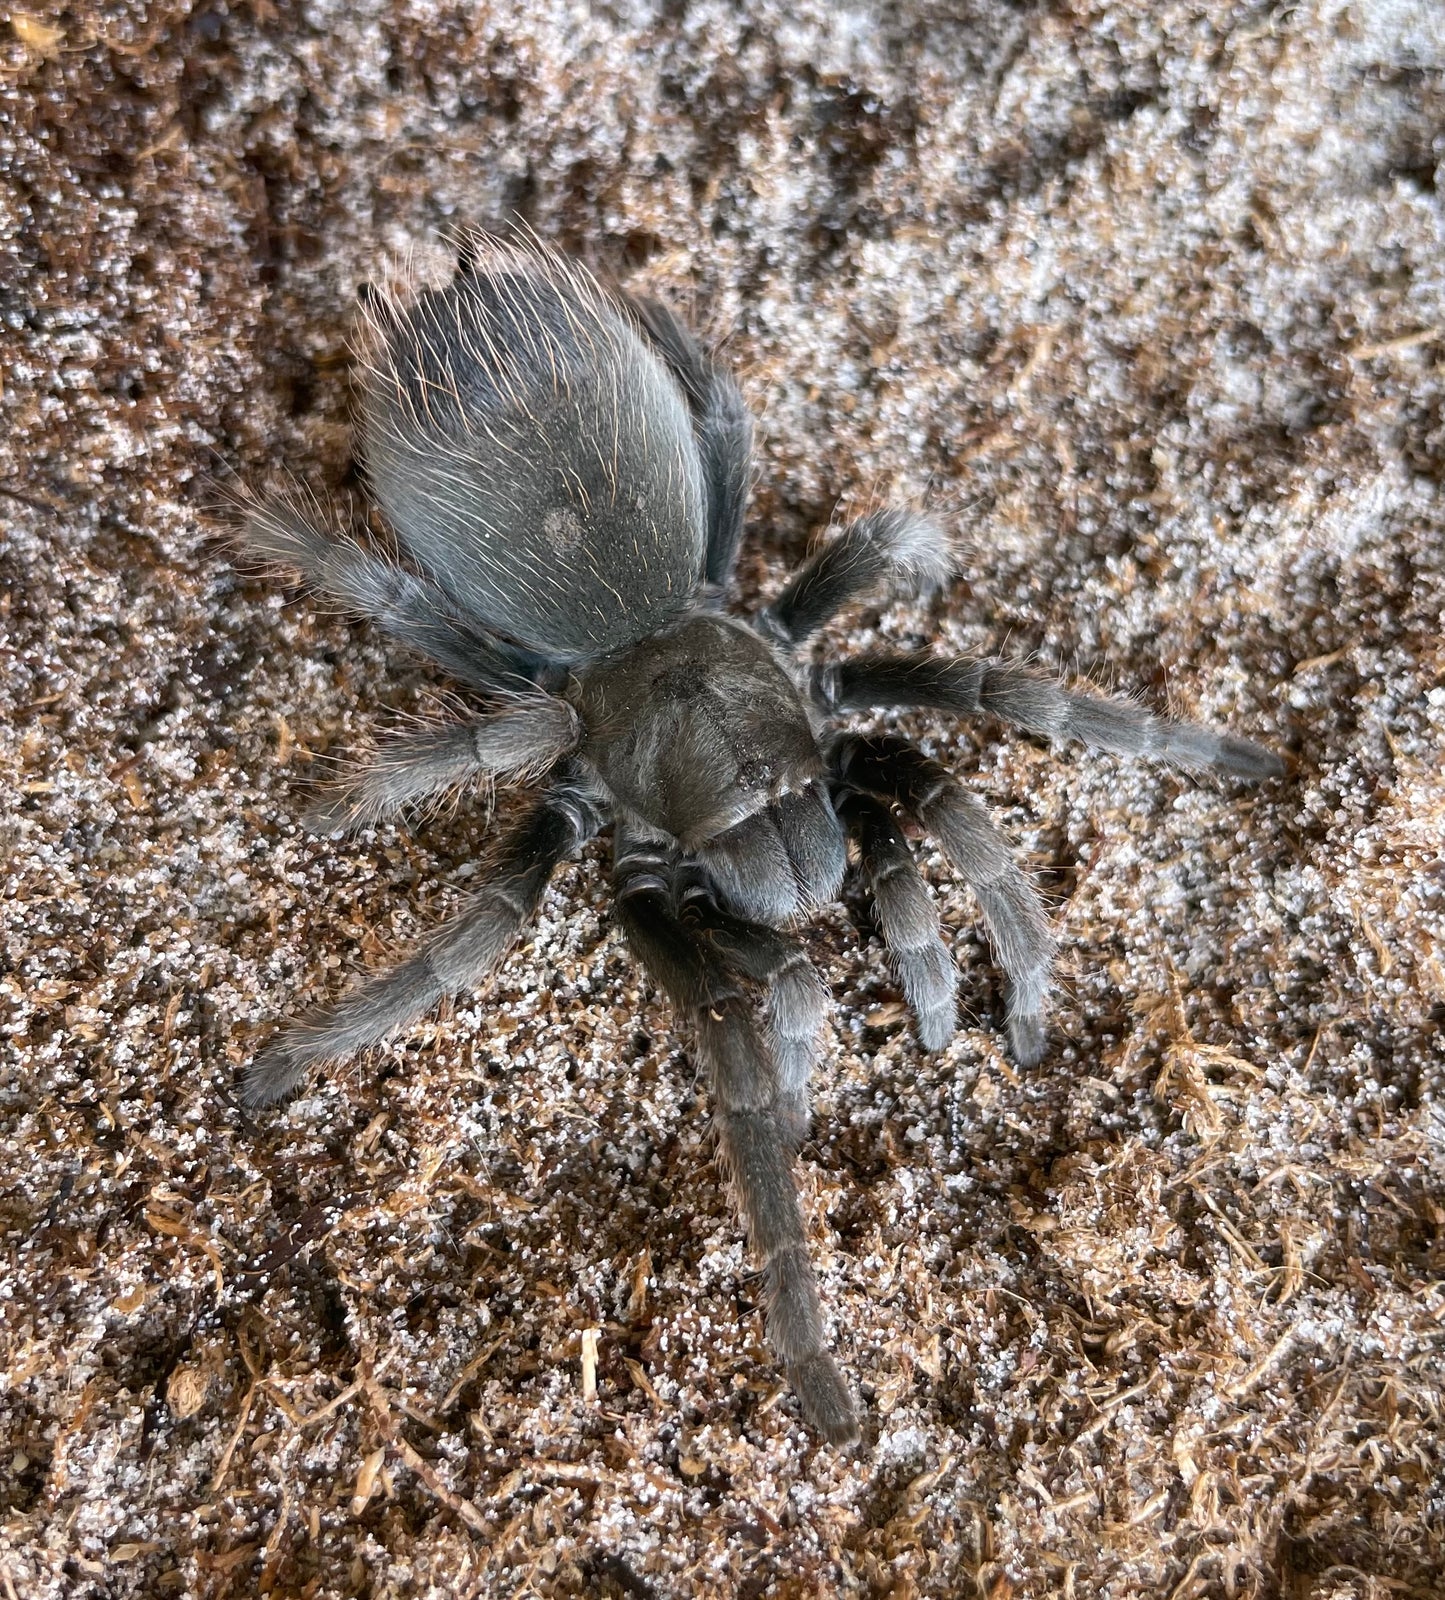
[623, 294, 754, 594]
[756, 508, 955, 648]
[236, 490, 540, 696]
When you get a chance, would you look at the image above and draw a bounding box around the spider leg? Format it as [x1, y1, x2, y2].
[761, 942, 828, 1147]
[670, 860, 828, 1146]
[622, 294, 753, 594]
[816, 652, 1283, 780]
[831, 734, 1055, 1067]
[831, 788, 958, 1051]
[307, 697, 582, 834]
[755, 507, 954, 649]
[242, 779, 600, 1107]
[237, 492, 543, 696]
[613, 825, 858, 1444]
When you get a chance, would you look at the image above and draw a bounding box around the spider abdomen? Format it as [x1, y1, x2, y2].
[359, 246, 707, 662]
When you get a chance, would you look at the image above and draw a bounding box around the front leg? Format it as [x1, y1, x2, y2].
[613, 827, 858, 1444]
[832, 734, 1056, 1067]
[831, 787, 958, 1051]
[243, 780, 599, 1106]
[671, 860, 828, 1145]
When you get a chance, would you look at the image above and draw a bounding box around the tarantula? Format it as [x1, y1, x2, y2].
[236, 236, 1282, 1444]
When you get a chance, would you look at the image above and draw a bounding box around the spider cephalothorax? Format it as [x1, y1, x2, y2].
[236, 236, 1282, 1444]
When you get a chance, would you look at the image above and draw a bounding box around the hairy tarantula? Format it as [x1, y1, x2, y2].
[236, 237, 1282, 1444]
